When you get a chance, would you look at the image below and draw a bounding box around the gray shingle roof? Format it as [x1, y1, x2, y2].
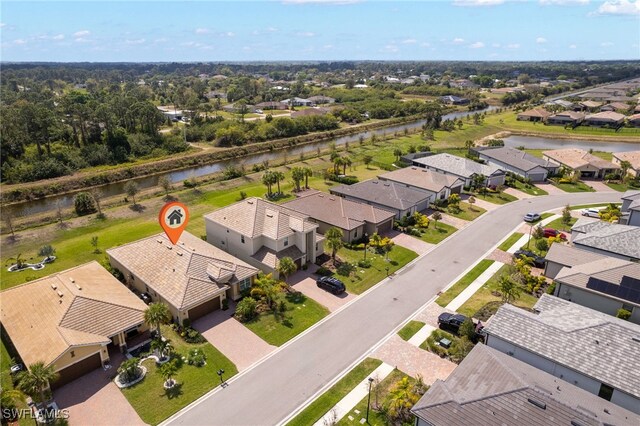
[412, 153, 504, 179]
[412, 344, 639, 426]
[378, 167, 463, 193]
[329, 180, 430, 211]
[573, 223, 640, 260]
[484, 295, 640, 400]
[479, 146, 556, 172]
[544, 244, 608, 268]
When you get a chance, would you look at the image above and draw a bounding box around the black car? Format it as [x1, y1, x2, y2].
[316, 276, 346, 295]
[437, 312, 468, 333]
[513, 249, 546, 268]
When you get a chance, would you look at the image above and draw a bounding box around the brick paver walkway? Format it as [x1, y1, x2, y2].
[461, 194, 499, 212]
[504, 187, 535, 199]
[487, 248, 514, 264]
[535, 182, 565, 195]
[193, 306, 276, 371]
[289, 264, 357, 312]
[413, 303, 450, 328]
[583, 180, 615, 192]
[371, 335, 456, 385]
[389, 231, 434, 255]
[425, 211, 469, 229]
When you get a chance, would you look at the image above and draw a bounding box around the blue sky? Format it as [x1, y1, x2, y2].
[1, 0, 638, 62]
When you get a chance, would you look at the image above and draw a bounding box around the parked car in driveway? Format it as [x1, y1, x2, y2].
[543, 228, 567, 240]
[316, 276, 346, 295]
[523, 212, 541, 222]
[582, 208, 602, 218]
[513, 249, 546, 268]
[437, 312, 468, 333]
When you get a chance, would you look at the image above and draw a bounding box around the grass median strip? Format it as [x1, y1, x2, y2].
[397, 320, 426, 341]
[436, 259, 495, 307]
[286, 358, 383, 426]
[497, 232, 524, 252]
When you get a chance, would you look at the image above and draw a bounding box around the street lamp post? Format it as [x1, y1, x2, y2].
[217, 369, 225, 386]
[527, 223, 534, 249]
[366, 377, 374, 423]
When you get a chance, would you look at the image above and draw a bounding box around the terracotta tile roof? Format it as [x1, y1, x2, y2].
[282, 192, 395, 231]
[0, 261, 147, 367]
[379, 166, 463, 193]
[517, 108, 552, 118]
[543, 148, 620, 170]
[614, 151, 640, 169]
[580, 100, 602, 108]
[204, 197, 317, 239]
[585, 111, 626, 122]
[107, 231, 258, 310]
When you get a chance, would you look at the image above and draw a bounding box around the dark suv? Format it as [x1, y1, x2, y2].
[513, 249, 546, 268]
[437, 312, 468, 333]
[316, 276, 346, 295]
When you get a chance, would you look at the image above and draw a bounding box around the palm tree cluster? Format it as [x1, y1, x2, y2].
[262, 170, 285, 198]
[332, 156, 353, 175]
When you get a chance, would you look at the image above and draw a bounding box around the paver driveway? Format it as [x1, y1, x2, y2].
[535, 182, 565, 195]
[389, 231, 434, 255]
[289, 264, 356, 312]
[583, 180, 615, 192]
[192, 307, 275, 372]
[54, 355, 145, 426]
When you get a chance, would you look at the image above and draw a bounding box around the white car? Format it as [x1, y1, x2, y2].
[523, 212, 541, 222]
[581, 208, 602, 218]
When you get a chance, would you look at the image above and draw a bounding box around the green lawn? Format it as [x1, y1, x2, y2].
[552, 180, 596, 193]
[444, 202, 486, 221]
[244, 292, 329, 346]
[412, 222, 457, 244]
[469, 191, 517, 205]
[457, 264, 539, 320]
[436, 259, 495, 307]
[544, 216, 577, 232]
[121, 326, 237, 426]
[606, 182, 633, 192]
[287, 358, 383, 426]
[397, 320, 426, 341]
[570, 202, 621, 211]
[497, 233, 524, 252]
[509, 180, 548, 196]
[335, 246, 418, 294]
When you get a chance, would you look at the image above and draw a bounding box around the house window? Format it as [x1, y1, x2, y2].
[598, 384, 614, 401]
[354, 230, 358, 238]
[622, 303, 634, 313]
[241, 235, 245, 244]
[239, 278, 252, 292]
[221, 240, 225, 245]
[284, 237, 289, 247]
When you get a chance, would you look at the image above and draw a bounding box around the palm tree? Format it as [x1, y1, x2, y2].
[151, 338, 173, 359]
[17, 362, 59, 405]
[254, 274, 279, 310]
[620, 160, 631, 178]
[262, 171, 275, 197]
[8, 253, 25, 270]
[144, 303, 172, 340]
[1, 387, 26, 413]
[303, 167, 313, 189]
[498, 275, 522, 304]
[333, 157, 344, 175]
[273, 171, 285, 194]
[117, 357, 141, 383]
[393, 148, 403, 162]
[324, 227, 344, 263]
[277, 257, 297, 285]
[291, 167, 304, 192]
[383, 238, 394, 260]
[370, 232, 382, 248]
[342, 157, 352, 175]
[387, 376, 420, 422]
[158, 359, 179, 387]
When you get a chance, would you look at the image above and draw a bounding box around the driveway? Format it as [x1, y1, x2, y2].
[504, 187, 534, 199]
[460, 194, 499, 212]
[389, 231, 434, 255]
[192, 307, 276, 372]
[582, 180, 615, 192]
[54, 353, 145, 426]
[535, 182, 566, 195]
[289, 264, 356, 312]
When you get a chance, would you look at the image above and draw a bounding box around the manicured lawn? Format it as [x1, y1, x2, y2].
[436, 259, 495, 307]
[287, 358, 382, 426]
[335, 246, 418, 294]
[497, 233, 524, 252]
[552, 180, 596, 193]
[121, 326, 237, 426]
[244, 292, 329, 346]
[469, 191, 517, 205]
[544, 217, 577, 232]
[457, 264, 539, 320]
[606, 182, 633, 192]
[397, 320, 426, 341]
[444, 202, 486, 221]
[412, 222, 457, 244]
[508, 180, 548, 196]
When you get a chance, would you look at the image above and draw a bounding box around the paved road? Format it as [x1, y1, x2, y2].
[166, 192, 618, 426]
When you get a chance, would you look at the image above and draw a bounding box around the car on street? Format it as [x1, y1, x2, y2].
[582, 208, 602, 218]
[543, 228, 567, 240]
[437, 312, 468, 333]
[523, 212, 541, 222]
[316, 276, 346, 295]
[513, 249, 546, 268]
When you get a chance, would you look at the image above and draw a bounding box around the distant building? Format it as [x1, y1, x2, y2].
[516, 108, 552, 122]
[546, 111, 585, 126]
[440, 95, 469, 105]
[307, 95, 335, 104]
[584, 111, 626, 127]
[543, 148, 620, 179]
[613, 151, 640, 176]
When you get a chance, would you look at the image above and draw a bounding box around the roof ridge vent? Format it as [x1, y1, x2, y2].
[527, 398, 546, 410]
[75, 283, 82, 290]
[247, 200, 254, 204]
[157, 239, 163, 243]
[51, 283, 57, 290]
[69, 277, 75, 283]
[57, 291, 64, 298]
[177, 252, 183, 256]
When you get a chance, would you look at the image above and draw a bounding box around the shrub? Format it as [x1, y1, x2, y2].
[546, 282, 556, 295]
[336, 262, 355, 277]
[38, 245, 56, 258]
[409, 228, 422, 237]
[236, 297, 258, 321]
[74, 192, 97, 216]
[535, 238, 549, 252]
[357, 259, 372, 268]
[616, 308, 632, 321]
[186, 348, 207, 367]
[279, 300, 286, 313]
[184, 328, 205, 344]
[315, 266, 333, 276]
[458, 318, 477, 341]
[118, 357, 142, 383]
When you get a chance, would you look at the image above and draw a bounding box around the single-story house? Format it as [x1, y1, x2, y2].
[516, 108, 552, 122]
[543, 243, 607, 279]
[290, 107, 330, 118]
[0, 261, 149, 389]
[108, 231, 259, 324]
[280, 97, 314, 107]
[620, 190, 640, 227]
[627, 113, 640, 127]
[440, 95, 469, 105]
[484, 294, 640, 415]
[378, 166, 465, 200]
[600, 102, 631, 113]
[613, 151, 640, 176]
[553, 256, 640, 324]
[204, 197, 323, 279]
[584, 111, 626, 127]
[255, 101, 288, 110]
[411, 344, 639, 426]
[329, 179, 432, 219]
[546, 111, 585, 126]
[307, 95, 335, 104]
[543, 148, 620, 179]
[570, 220, 640, 261]
[412, 153, 506, 187]
[579, 100, 602, 111]
[477, 146, 558, 182]
[223, 103, 257, 113]
[553, 99, 575, 110]
[282, 190, 395, 242]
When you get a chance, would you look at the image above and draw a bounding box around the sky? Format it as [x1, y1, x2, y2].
[1, 0, 639, 62]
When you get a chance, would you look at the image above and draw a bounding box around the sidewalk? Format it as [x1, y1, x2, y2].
[444, 261, 504, 311]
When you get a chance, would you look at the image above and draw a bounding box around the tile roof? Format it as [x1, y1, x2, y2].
[412, 344, 639, 426]
[621, 190, 640, 212]
[585, 111, 626, 122]
[204, 197, 317, 240]
[252, 245, 305, 269]
[412, 153, 504, 179]
[484, 295, 640, 400]
[544, 243, 607, 268]
[282, 191, 394, 231]
[517, 108, 552, 118]
[0, 261, 147, 367]
[478, 146, 556, 172]
[570, 217, 607, 234]
[614, 152, 640, 170]
[329, 180, 430, 211]
[543, 148, 620, 170]
[379, 167, 463, 193]
[550, 111, 585, 120]
[107, 231, 258, 310]
[572, 223, 640, 260]
[580, 100, 603, 108]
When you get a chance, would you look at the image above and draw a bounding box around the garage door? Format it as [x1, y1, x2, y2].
[52, 353, 102, 390]
[377, 219, 393, 234]
[188, 297, 221, 321]
[450, 185, 463, 194]
[416, 199, 429, 212]
[528, 173, 546, 182]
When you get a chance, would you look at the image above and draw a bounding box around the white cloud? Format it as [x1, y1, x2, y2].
[536, 37, 547, 43]
[401, 38, 417, 44]
[13, 39, 27, 45]
[569, 44, 577, 48]
[0, 23, 6, 28]
[73, 30, 90, 37]
[195, 28, 210, 34]
[540, 0, 589, 5]
[75, 38, 91, 43]
[296, 31, 316, 37]
[506, 43, 520, 48]
[452, 37, 465, 44]
[593, 0, 640, 15]
[154, 38, 168, 43]
[282, 0, 361, 4]
[52, 34, 65, 40]
[600, 41, 615, 46]
[125, 38, 146, 45]
[453, 0, 505, 5]
[469, 41, 485, 48]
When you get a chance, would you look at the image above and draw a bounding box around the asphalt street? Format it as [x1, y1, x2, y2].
[166, 192, 619, 426]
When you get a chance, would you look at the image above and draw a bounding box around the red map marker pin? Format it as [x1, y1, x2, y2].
[159, 202, 189, 244]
